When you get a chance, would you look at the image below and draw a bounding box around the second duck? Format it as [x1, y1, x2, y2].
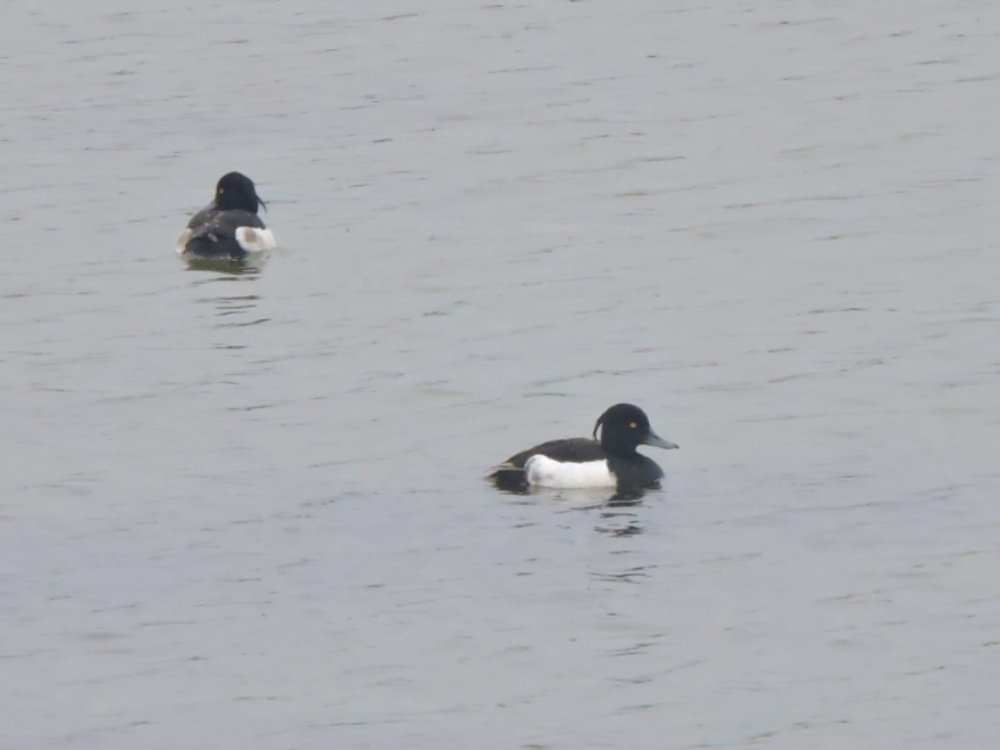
[176, 172, 277, 260]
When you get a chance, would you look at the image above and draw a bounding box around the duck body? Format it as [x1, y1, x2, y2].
[176, 172, 276, 260]
[489, 403, 678, 493]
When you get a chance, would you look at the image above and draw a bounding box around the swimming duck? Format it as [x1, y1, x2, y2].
[489, 403, 678, 492]
[176, 172, 276, 260]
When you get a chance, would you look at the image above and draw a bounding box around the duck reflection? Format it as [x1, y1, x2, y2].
[594, 497, 645, 537]
[183, 253, 268, 275]
[187, 265, 268, 328]
[501, 484, 652, 536]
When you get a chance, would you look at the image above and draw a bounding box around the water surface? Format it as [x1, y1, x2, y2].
[2, 2, 999, 748]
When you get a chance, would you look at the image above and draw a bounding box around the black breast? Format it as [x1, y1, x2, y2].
[606, 454, 664, 491]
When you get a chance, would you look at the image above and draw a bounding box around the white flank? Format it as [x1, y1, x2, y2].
[175, 229, 192, 254]
[235, 226, 277, 254]
[524, 455, 615, 489]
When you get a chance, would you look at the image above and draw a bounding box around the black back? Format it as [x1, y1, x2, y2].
[503, 437, 606, 468]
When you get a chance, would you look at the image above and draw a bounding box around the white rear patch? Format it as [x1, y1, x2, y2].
[524, 455, 615, 489]
[235, 226, 277, 254]
[175, 229, 193, 254]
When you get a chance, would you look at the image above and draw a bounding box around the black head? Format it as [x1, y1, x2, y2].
[592, 403, 678, 457]
[214, 172, 266, 214]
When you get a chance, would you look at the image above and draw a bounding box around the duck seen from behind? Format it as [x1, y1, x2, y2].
[489, 403, 678, 493]
[176, 172, 277, 260]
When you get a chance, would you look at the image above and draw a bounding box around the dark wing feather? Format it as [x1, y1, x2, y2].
[187, 209, 265, 235]
[183, 209, 265, 259]
[185, 206, 217, 230]
[503, 438, 606, 468]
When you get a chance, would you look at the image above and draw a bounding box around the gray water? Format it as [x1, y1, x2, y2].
[3, 2, 1000, 748]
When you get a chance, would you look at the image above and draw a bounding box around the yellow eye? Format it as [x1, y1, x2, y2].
[630, 422, 637, 428]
